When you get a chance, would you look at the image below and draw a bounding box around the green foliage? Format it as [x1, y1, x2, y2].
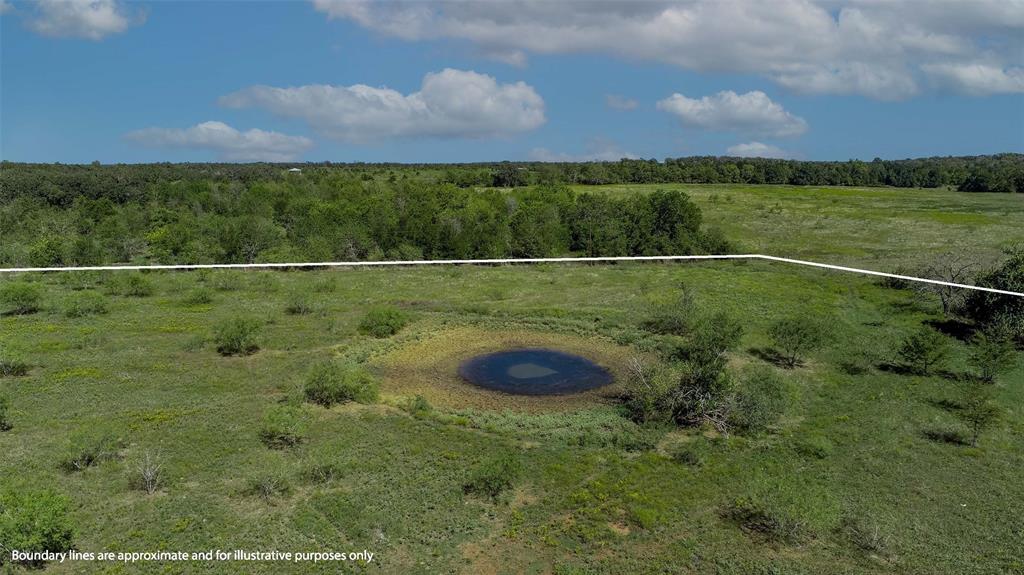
[794, 435, 835, 459]
[956, 388, 1002, 447]
[284, 291, 313, 315]
[0, 281, 42, 314]
[969, 329, 1017, 383]
[303, 360, 379, 407]
[401, 394, 433, 418]
[897, 327, 951, 375]
[729, 366, 791, 434]
[641, 286, 698, 336]
[63, 290, 108, 317]
[768, 315, 830, 368]
[212, 317, 261, 356]
[463, 452, 522, 500]
[358, 306, 409, 338]
[722, 480, 839, 544]
[0, 396, 11, 431]
[243, 473, 292, 500]
[116, 273, 154, 297]
[183, 287, 213, 304]
[0, 352, 30, 377]
[0, 489, 74, 567]
[258, 405, 309, 449]
[59, 431, 124, 472]
[621, 358, 675, 425]
[964, 247, 1024, 344]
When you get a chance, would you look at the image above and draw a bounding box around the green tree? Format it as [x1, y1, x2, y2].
[897, 327, 951, 375]
[768, 315, 830, 368]
[969, 330, 1017, 384]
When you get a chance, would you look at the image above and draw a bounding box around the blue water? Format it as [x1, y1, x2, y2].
[458, 348, 613, 396]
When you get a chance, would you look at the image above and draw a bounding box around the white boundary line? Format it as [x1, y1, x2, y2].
[0, 254, 1020, 297]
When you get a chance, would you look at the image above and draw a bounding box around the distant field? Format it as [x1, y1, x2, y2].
[575, 184, 1024, 269]
[2, 262, 1021, 574]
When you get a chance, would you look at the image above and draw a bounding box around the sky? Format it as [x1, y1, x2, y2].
[1, 0, 1023, 164]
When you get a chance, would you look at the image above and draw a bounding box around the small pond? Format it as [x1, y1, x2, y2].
[458, 348, 613, 396]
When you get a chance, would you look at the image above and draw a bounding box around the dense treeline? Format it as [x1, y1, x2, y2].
[1, 154, 1021, 208]
[0, 176, 729, 267]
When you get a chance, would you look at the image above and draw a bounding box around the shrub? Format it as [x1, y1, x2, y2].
[897, 327, 951, 375]
[729, 366, 790, 434]
[259, 405, 309, 448]
[0, 281, 42, 314]
[463, 452, 522, 499]
[794, 435, 835, 459]
[963, 246, 1024, 343]
[768, 315, 830, 368]
[0, 489, 74, 568]
[64, 290, 108, 317]
[183, 287, 213, 305]
[956, 391, 1002, 447]
[213, 317, 261, 356]
[303, 360, 379, 407]
[210, 271, 243, 291]
[119, 273, 154, 297]
[670, 438, 712, 467]
[621, 357, 674, 424]
[401, 394, 432, 418]
[841, 515, 890, 556]
[0, 396, 11, 431]
[284, 291, 313, 315]
[301, 462, 345, 484]
[968, 329, 1017, 384]
[0, 353, 30, 377]
[243, 473, 292, 500]
[641, 287, 698, 336]
[60, 431, 124, 472]
[130, 451, 164, 494]
[358, 306, 408, 338]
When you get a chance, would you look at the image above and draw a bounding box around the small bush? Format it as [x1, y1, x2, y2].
[358, 306, 408, 338]
[0, 353, 30, 377]
[968, 329, 1017, 384]
[670, 439, 711, 467]
[301, 462, 345, 484]
[130, 451, 164, 494]
[767, 315, 830, 368]
[897, 327, 950, 375]
[120, 273, 154, 297]
[463, 452, 522, 499]
[60, 431, 124, 472]
[0, 489, 74, 568]
[183, 287, 213, 305]
[284, 291, 313, 315]
[213, 317, 261, 356]
[794, 435, 834, 459]
[259, 405, 309, 448]
[0, 396, 11, 431]
[641, 288, 698, 336]
[955, 391, 1002, 447]
[303, 360, 379, 407]
[210, 271, 243, 291]
[1, 281, 42, 314]
[243, 473, 292, 500]
[729, 366, 790, 434]
[841, 515, 890, 556]
[64, 290, 108, 317]
[401, 394, 433, 418]
[621, 357, 674, 424]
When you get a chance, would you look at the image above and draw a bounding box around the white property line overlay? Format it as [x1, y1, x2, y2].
[0, 254, 1020, 297]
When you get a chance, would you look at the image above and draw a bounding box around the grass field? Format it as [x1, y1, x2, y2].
[578, 184, 1024, 269]
[2, 184, 1023, 574]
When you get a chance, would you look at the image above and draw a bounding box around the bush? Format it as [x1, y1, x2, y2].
[284, 291, 313, 315]
[183, 287, 213, 305]
[463, 452, 523, 499]
[794, 435, 834, 459]
[729, 366, 790, 434]
[213, 317, 261, 356]
[209, 271, 243, 291]
[119, 273, 154, 297]
[0, 281, 42, 314]
[670, 438, 712, 467]
[963, 246, 1024, 343]
[0, 353, 30, 377]
[243, 473, 292, 500]
[641, 287, 698, 336]
[401, 394, 433, 418]
[767, 315, 830, 368]
[64, 290, 108, 317]
[956, 390, 1002, 447]
[130, 451, 164, 494]
[621, 357, 674, 424]
[259, 405, 309, 448]
[0, 489, 74, 567]
[60, 431, 124, 472]
[358, 306, 408, 338]
[969, 329, 1017, 384]
[303, 360, 379, 407]
[301, 462, 345, 484]
[0, 396, 11, 431]
[897, 327, 951, 375]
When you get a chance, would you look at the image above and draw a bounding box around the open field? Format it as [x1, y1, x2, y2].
[2, 258, 1022, 574]
[579, 184, 1024, 270]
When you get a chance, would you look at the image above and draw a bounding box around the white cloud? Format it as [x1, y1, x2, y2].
[657, 90, 807, 137]
[126, 121, 313, 162]
[0, 1, 13, 15]
[922, 63, 1024, 96]
[605, 94, 638, 110]
[726, 141, 792, 159]
[528, 138, 638, 162]
[27, 0, 140, 40]
[312, 0, 1024, 99]
[220, 68, 545, 142]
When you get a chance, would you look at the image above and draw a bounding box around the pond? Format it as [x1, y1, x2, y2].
[458, 348, 613, 395]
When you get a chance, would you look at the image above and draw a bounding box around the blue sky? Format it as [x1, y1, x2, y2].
[2, 0, 1022, 163]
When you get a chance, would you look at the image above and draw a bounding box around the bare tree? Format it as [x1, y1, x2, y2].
[917, 253, 975, 316]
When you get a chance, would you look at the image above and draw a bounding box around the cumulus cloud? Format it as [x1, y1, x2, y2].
[528, 138, 637, 162]
[312, 0, 1024, 99]
[725, 141, 792, 159]
[126, 121, 313, 162]
[922, 63, 1024, 96]
[219, 68, 545, 142]
[605, 94, 638, 110]
[27, 0, 141, 40]
[657, 90, 807, 137]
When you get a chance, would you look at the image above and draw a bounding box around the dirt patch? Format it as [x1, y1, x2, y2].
[371, 326, 632, 412]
